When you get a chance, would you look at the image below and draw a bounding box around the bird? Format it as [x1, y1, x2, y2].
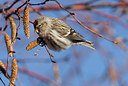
[33, 16, 95, 51]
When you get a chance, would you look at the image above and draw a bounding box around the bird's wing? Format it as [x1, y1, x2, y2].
[50, 17, 85, 38]
[68, 28, 85, 38]
[49, 17, 95, 49]
[66, 28, 96, 50]
[66, 30, 85, 43]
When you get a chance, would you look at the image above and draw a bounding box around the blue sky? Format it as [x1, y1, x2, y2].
[0, 0, 128, 86]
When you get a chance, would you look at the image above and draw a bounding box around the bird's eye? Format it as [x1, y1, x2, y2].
[38, 24, 42, 27]
[33, 20, 38, 28]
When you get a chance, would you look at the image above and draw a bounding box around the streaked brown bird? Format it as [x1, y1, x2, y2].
[33, 16, 95, 51]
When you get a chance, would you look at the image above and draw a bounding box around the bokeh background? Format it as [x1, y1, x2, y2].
[0, 0, 128, 86]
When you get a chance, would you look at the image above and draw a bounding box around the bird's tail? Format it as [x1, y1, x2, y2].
[81, 40, 96, 50]
[70, 37, 95, 49]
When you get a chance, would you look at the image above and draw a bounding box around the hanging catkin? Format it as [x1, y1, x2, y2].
[4, 33, 13, 57]
[9, 58, 18, 86]
[0, 60, 6, 76]
[26, 40, 39, 51]
[9, 17, 16, 42]
[23, 5, 30, 38]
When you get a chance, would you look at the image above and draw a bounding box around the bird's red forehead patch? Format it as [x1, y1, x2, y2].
[33, 20, 38, 27]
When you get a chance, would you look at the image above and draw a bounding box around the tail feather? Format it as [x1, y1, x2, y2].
[69, 35, 95, 49]
[72, 40, 96, 50]
[81, 41, 96, 50]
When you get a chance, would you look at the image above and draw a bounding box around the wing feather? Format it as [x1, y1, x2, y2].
[50, 17, 85, 38]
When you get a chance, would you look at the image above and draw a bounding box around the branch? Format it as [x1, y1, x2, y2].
[18, 67, 60, 86]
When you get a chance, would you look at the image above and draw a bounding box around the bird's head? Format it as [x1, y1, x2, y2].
[33, 17, 48, 34]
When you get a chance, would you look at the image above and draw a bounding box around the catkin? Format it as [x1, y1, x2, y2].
[26, 40, 39, 51]
[108, 64, 118, 83]
[4, 33, 13, 57]
[0, 60, 6, 76]
[23, 6, 30, 38]
[9, 58, 18, 86]
[53, 64, 59, 79]
[9, 17, 16, 42]
[53, 64, 61, 83]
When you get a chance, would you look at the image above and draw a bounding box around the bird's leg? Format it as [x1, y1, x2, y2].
[37, 37, 56, 63]
[45, 46, 56, 63]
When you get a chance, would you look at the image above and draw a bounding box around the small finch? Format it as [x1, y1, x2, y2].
[33, 16, 95, 51]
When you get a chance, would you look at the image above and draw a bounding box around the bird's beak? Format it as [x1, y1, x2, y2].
[34, 29, 38, 33]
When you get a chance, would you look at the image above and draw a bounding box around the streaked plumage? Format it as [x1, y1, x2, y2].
[33, 16, 95, 51]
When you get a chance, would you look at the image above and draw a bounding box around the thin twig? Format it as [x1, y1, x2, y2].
[54, 0, 118, 44]
[0, 77, 6, 86]
[5, 54, 11, 79]
[28, 0, 48, 5]
[16, 12, 21, 37]
[0, 19, 9, 36]
[5, 0, 30, 20]
[18, 67, 60, 86]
